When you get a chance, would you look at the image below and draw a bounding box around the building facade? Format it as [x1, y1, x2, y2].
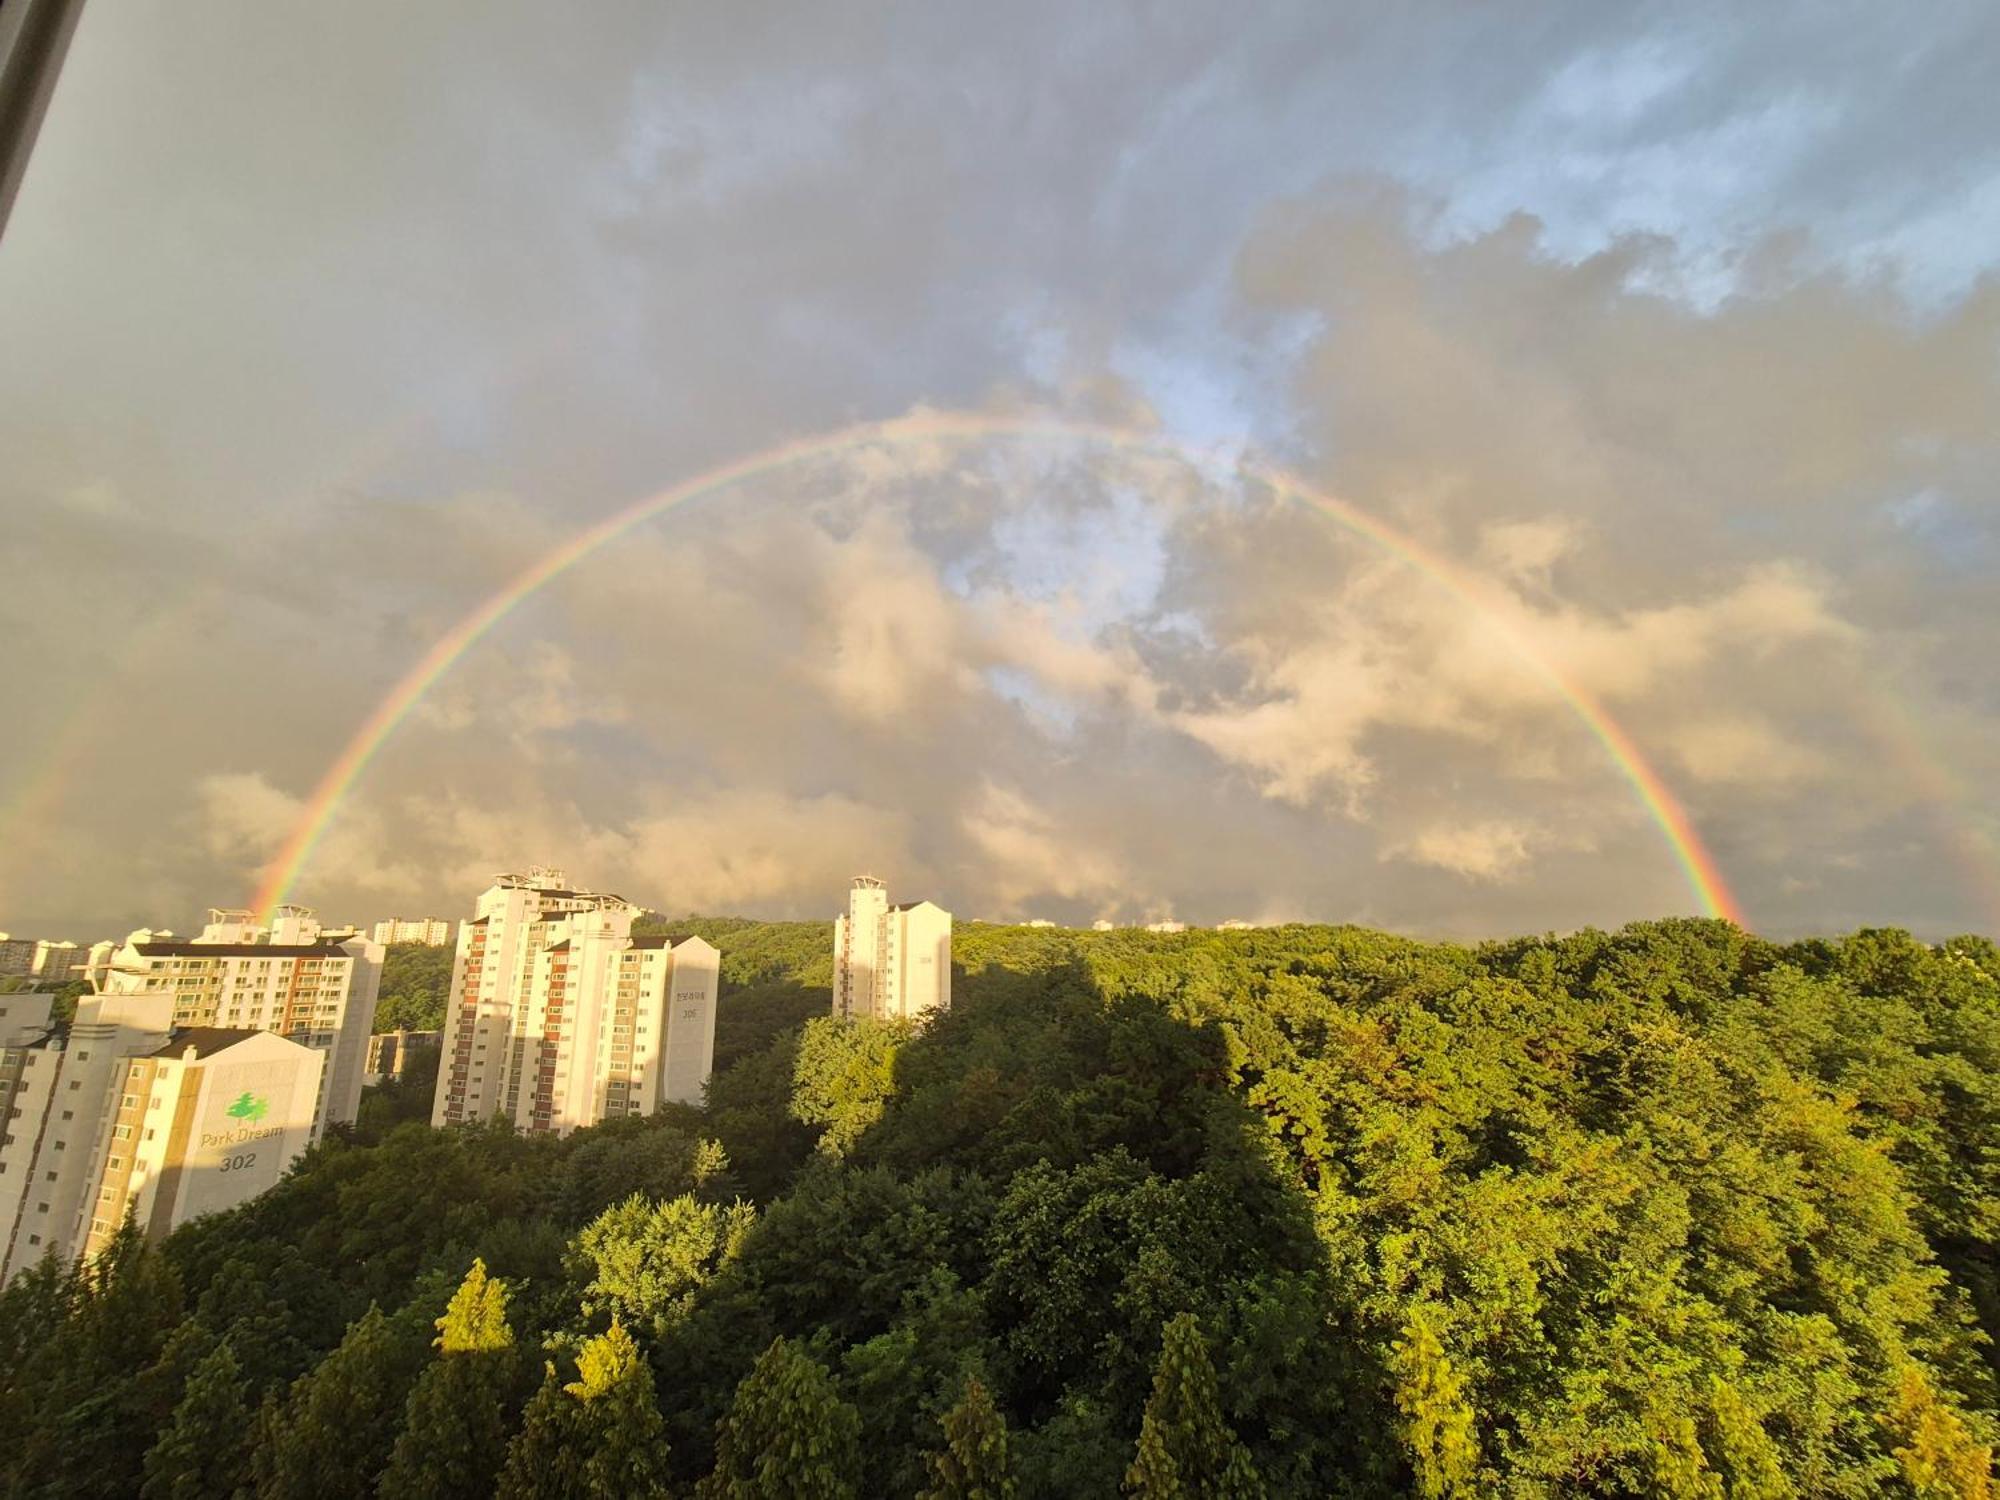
[431, 869, 720, 1136]
[0, 993, 321, 1284]
[832, 877, 951, 1023]
[0, 934, 38, 977]
[93, 906, 381, 1141]
[364, 1028, 441, 1084]
[370, 917, 455, 947]
[31, 940, 81, 980]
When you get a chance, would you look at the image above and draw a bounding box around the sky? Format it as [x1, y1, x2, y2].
[1, 1, 1997, 941]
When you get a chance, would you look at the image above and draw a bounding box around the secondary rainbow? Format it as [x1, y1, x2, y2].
[250, 412, 1749, 926]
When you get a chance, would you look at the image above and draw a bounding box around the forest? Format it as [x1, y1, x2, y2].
[2, 916, 1996, 1497]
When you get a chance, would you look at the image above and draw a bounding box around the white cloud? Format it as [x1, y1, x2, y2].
[1669, 717, 1824, 785]
[959, 782, 1128, 914]
[1385, 820, 1542, 882]
[195, 772, 426, 901]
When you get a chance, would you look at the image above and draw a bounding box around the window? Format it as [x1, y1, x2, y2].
[67, 1080, 80, 1091]
[60, 1110, 72, 1121]
[113, 1125, 131, 1139]
[122, 1094, 137, 1108]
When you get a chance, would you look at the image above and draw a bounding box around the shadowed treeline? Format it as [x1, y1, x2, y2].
[1, 918, 1996, 1495]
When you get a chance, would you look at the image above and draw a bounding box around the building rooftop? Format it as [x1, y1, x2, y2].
[133, 941, 354, 959]
[147, 1027, 267, 1060]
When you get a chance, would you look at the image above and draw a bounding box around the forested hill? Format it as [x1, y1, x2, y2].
[4, 919, 1998, 1497]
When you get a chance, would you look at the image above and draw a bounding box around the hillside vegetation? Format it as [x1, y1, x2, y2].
[3, 918, 1997, 1496]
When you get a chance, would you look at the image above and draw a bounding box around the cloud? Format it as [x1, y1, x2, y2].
[814, 515, 977, 726]
[4, 4, 1998, 942]
[1668, 717, 1824, 786]
[195, 773, 426, 902]
[624, 789, 916, 915]
[1386, 820, 1541, 882]
[959, 782, 1128, 915]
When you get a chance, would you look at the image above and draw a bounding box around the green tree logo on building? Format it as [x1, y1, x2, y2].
[225, 1091, 269, 1123]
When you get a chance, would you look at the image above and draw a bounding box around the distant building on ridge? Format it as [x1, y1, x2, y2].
[430, 868, 718, 1135]
[0, 934, 40, 977]
[370, 917, 455, 947]
[833, 877, 951, 1023]
[365, 1028, 441, 1085]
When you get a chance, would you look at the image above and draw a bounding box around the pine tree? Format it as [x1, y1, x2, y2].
[498, 1362, 587, 1500]
[1123, 1313, 1262, 1500]
[700, 1337, 862, 1500]
[141, 1340, 251, 1500]
[1388, 1306, 1478, 1500]
[920, 1374, 1017, 1500]
[570, 1320, 671, 1498]
[254, 1302, 432, 1498]
[51, 1221, 188, 1498]
[379, 1259, 520, 1500]
[497, 1324, 669, 1499]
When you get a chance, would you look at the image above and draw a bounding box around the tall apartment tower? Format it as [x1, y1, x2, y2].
[0, 991, 322, 1285]
[833, 877, 951, 1023]
[431, 869, 720, 1136]
[93, 907, 382, 1142]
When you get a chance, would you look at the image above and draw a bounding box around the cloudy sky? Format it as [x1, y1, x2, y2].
[2, 1, 1996, 941]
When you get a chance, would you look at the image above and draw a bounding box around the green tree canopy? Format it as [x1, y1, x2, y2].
[1124, 1313, 1262, 1499]
[920, 1373, 1017, 1500]
[379, 1260, 520, 1500]
[700, 1337, 862, 1500]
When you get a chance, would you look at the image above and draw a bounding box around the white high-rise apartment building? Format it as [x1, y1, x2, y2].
[0, 990, 321, 1284]
[833, 877, 951, 1023]
[93, 906, 381, 1141]
[431, 869, 720, 1136]
[370, 917, 455, 947]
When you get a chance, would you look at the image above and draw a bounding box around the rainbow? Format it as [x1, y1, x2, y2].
[250, 411, 1748, 926]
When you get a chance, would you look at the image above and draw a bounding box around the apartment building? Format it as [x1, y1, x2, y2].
[94, 906, 381, 1140]
[369, 917, 455, 947]
[0, 934, 37, 977]
[431, 869, 720, 1136]
[364, 1028, 441, 1084]
[832, 877, 951, 1023]
[0, 991, 320, 1284]
[31, 940, 81, 980]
